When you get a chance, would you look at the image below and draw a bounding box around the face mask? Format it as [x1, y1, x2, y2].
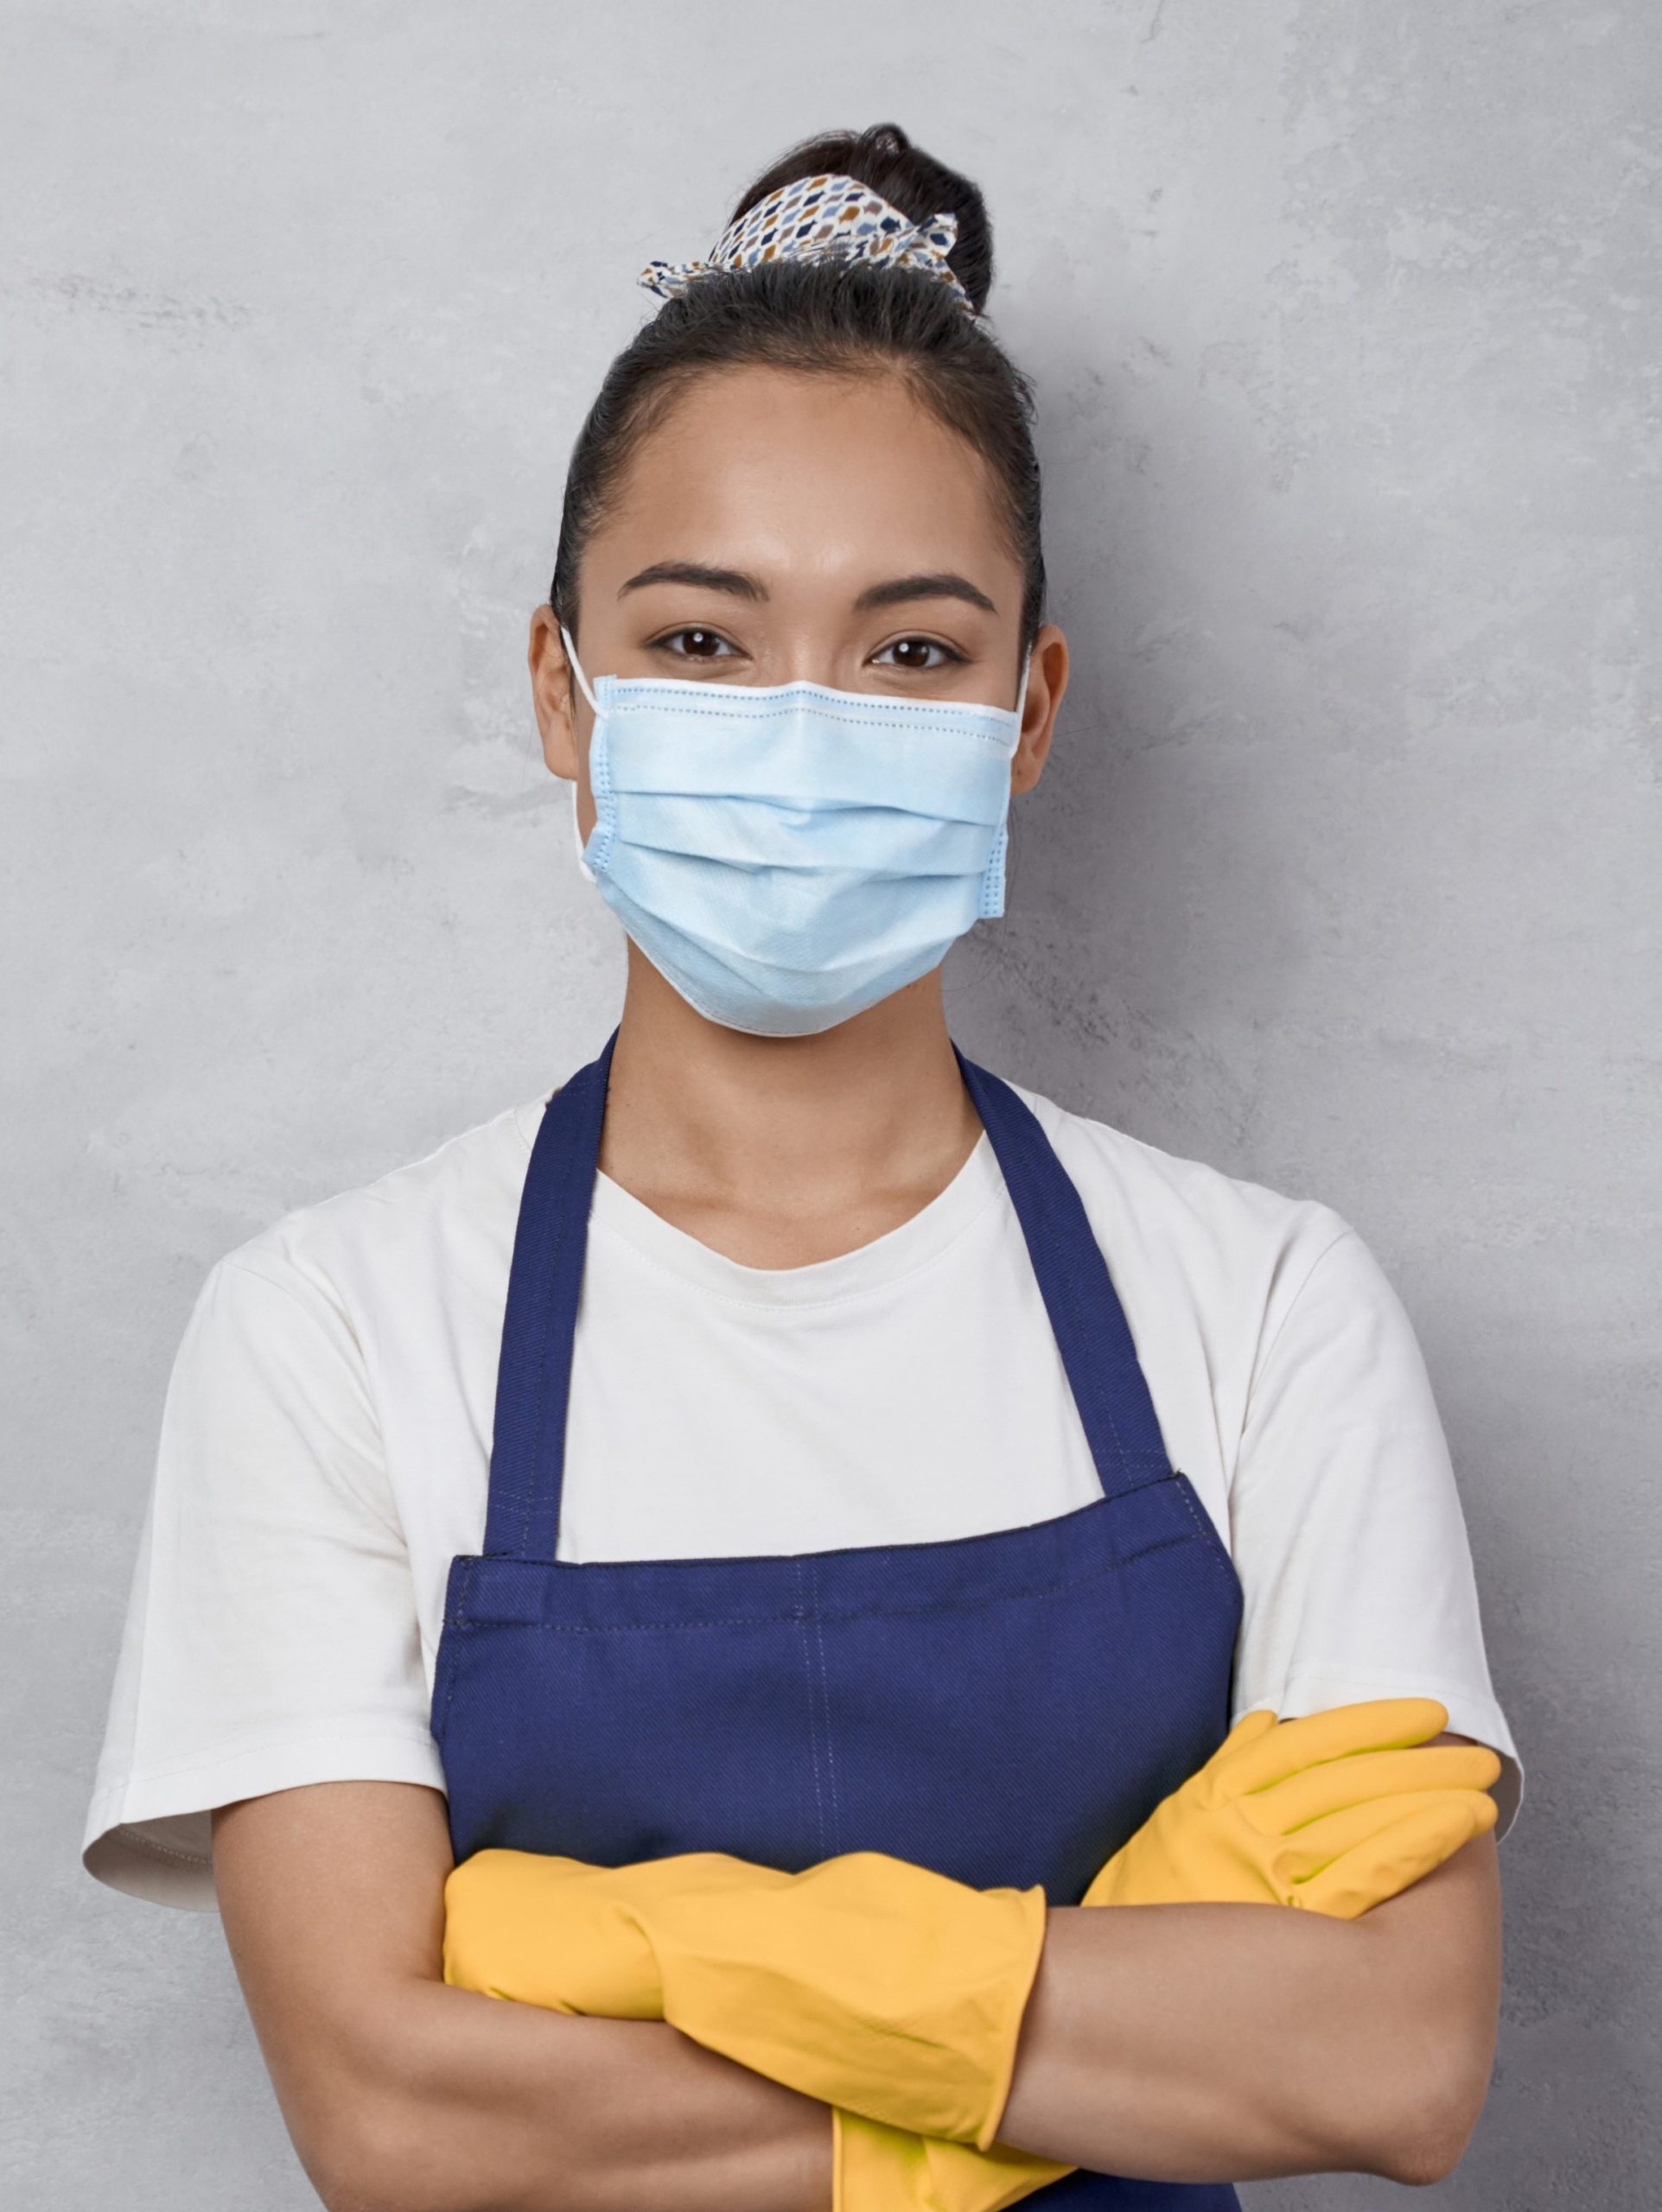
[559, 626, 1030, 1038]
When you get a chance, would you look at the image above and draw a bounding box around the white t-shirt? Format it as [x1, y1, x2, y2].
[82, 1077, 1521, 1911]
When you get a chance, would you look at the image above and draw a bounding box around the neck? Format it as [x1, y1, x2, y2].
[596, 950, 984, 1267]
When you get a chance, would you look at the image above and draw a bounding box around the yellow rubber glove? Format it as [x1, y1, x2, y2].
[443, 1699, 1500, 2206]
[445, 1847, 745, 2016]
[445, 1844, 1047, 2147]
[1079, 1697, 1501, 1914]
[830, 1696, 1501, 2212]
[831, 2117, 1073, 2212]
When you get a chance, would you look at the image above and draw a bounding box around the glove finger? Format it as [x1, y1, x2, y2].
[1270, 1787, 1494, 1875]
[1293, 1792, 1499, 1919]
[1223, 1698, 1449, 1796]
[1166, 1710, 1278, 1811]
[1207, 1709, 1281, 1762]
[1255, 1743, 1501, 1834]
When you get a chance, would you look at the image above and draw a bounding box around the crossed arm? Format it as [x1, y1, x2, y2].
[212, 1750, 1500, 2212]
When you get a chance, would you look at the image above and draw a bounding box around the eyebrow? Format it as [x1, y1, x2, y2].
[853, 572, 998, 616]
[618, 562, 766, 601]
[617, 562, 998, 617]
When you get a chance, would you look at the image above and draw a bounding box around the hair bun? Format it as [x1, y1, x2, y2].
[729, 122, 994, 315]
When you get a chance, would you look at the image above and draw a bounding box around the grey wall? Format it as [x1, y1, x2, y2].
[5, 3, 1656, 2205]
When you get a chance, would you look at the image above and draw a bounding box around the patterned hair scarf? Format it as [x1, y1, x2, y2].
[639, 171, 976, 316]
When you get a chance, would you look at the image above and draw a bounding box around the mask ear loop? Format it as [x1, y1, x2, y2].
[1013, 645, 1033, 733]
[558, 623, 602, 884]
[979, 646, 1034, 922]
[558, 623, 602, 716]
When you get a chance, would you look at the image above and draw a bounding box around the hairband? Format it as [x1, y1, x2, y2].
[639, 171, 976, 316]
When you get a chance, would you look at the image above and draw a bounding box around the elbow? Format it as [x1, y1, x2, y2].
[310, 2082, 595, 2212]
[1373, 2113, 1478, 2190]
[1347, 2024, 1495, 2188]
[1374, 2113, 1481, 2190]
[306, 2098, 429, 2212]
[308, 2090, 497, 2212]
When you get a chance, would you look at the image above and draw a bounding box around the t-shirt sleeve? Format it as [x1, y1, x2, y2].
[1227, 1222, 1523, 1835]
[81, 1253, 447, 1913]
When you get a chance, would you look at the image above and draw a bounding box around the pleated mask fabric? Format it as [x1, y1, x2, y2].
[561, 629, 1027, 1037]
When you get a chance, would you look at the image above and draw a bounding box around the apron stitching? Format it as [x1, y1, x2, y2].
[794, 1561, 831, 1858]
[444, 1531, 1204, 1636]
[1169, 1471, 1242, 1595]
[436, 1563, 470, 1732]
[808, 1563, 843, 1853]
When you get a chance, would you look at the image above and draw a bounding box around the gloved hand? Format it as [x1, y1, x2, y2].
[828, 1696, 1501, 2212]
[443, 1698, 1500, 2204]
[444, 1846, 745, 2016]
[445, 1843, 1047, 2147]
[1079, 1696, 1501, 1915]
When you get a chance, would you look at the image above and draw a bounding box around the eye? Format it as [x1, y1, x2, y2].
[872, 635, 967, 673]
[650, 626, 740, 662]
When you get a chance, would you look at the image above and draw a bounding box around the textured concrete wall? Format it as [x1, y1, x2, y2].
[6, 3, 1656, 2204]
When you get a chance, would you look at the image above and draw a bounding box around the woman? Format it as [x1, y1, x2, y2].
[83, 126, 1519, 2209]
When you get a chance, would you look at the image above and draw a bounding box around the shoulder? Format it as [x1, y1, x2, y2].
[146, 1093, 549, 1564]
[209, 1093, 544, 1321]
[1006, 1077, 1357, 1349]
[182, 1092, 546, 1380]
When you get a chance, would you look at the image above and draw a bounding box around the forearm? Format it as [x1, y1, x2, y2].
[324, 1976, 831, 2212]
[997, 1839, 1500, 2187]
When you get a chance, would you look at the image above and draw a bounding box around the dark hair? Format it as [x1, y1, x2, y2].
[549, 123, 1046, 650]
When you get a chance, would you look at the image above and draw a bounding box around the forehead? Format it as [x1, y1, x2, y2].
[593, 365, 1016, 587]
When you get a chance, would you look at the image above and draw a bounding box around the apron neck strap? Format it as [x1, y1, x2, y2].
[483, 1028, 616, 1562]
[952, 1047, 1172, 1494]
[484, 1030, 1171, 1562]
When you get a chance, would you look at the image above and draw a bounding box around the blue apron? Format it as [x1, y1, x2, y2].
[432, 1030, 1245, 2209]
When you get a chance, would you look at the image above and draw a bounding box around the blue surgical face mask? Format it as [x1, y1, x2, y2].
[560, 626, 1030, 1038]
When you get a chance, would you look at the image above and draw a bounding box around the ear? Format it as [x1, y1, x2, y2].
[528, 604, 588, 780]
[1010, 623, 1068, 798]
